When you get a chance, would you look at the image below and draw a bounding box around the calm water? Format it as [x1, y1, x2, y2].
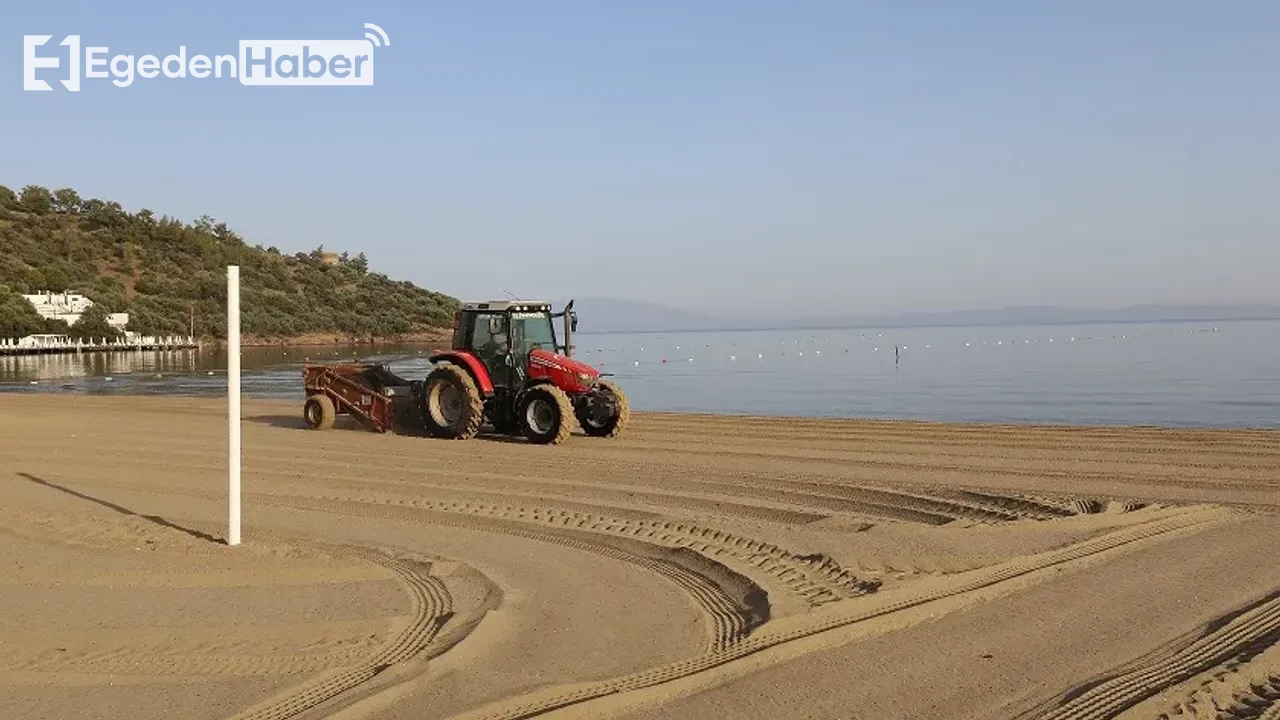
[2, 320, 1277, 428]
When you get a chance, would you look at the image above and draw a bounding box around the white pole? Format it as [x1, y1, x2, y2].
[227, 265, 241, 546]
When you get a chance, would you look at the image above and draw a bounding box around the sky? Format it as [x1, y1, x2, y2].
[2, 1, 1277, 317]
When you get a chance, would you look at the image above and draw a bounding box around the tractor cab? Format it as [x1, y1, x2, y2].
[453, 301, 574, 388]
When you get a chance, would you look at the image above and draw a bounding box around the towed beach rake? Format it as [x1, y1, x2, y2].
[301, 362, 420, 432]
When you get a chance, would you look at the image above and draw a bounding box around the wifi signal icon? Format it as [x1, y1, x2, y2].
[364, 23, 390, 47]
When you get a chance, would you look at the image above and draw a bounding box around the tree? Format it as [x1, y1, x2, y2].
[52, 188, 83, 213]
[0, 185, 15, 210]
[0, 287, 49, 339]
[19, 185, 53, 214]
[40, 266, 71, 291]
[67, 304, 123, 340]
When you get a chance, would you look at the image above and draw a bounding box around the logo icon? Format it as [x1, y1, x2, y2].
[363, 23, 390, 47]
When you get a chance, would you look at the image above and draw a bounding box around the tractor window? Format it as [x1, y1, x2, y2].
[511, 313, 556, 356]
[468, 312, 509, 371]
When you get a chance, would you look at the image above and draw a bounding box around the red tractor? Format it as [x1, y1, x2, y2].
[420, 300, 630, 444]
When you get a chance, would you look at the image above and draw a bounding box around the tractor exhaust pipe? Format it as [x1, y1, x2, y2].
[562, 299, 575, 357]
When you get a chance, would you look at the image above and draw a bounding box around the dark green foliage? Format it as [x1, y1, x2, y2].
[19, 185, 53, 214]
[0, 184, 458, 340]
[65, 304, 123, 340]
[0, 285, 58, 338]
[53, 188, 83, 214]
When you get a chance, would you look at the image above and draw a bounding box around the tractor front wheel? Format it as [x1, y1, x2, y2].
[303, 394, 336, 430]
[422, 364, 484, 439]
[576, 379, 630, 438]
[519, 385, 574, 445]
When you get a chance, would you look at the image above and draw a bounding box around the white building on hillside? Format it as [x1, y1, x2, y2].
[21, 290, 129, 331]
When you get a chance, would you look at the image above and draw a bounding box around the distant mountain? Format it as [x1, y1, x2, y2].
[569, 298, 1280, 334]
[567, 297, 727, 333]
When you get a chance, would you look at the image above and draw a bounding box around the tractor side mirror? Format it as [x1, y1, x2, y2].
[571, 312, 579, 332]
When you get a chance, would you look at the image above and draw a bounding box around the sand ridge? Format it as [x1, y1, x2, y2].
[0, 394, 1278, 719]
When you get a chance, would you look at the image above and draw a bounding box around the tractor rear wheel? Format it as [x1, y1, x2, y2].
[422, 364, 484, 439]
[303, 394, 336, 430]
[576, 379, 630, 438]
[519, 385, 574, 445]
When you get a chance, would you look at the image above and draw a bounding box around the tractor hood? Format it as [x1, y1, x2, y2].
[528, 348, 599, 392]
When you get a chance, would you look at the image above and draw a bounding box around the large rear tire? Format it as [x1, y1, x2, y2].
[303, 394, 336, 430]
[576, 379, 630, 438]
[422, 364, 484, 439]
[519, 385, 574, 445]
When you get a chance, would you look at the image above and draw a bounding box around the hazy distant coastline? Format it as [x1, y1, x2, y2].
[571, 297, 1280, 334]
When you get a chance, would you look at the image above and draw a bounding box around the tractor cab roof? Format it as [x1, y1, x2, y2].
[460, 301, 552, 313]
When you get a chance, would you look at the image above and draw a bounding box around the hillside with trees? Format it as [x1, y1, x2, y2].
[0, 185, 457, 343]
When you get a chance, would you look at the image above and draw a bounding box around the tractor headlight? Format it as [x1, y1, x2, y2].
[576, 372, 592, 385]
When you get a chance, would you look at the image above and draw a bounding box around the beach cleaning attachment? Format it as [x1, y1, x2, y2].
[302, 362, 418, 433]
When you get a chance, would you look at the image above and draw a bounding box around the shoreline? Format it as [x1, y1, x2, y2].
[213, 329, 452, 348]
[0, 386, 1275, 432]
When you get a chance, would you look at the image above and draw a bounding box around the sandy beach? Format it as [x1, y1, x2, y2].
[2, 394, 1278, 720]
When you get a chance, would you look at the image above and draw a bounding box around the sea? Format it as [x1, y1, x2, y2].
[2, 320, 1277, 428]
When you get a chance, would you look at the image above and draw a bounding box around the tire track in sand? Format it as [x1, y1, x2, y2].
[16, 434, 1184, 525]
[1146, 666, 1280, 719]
[1262, 691, 1280, 720]
[271, 495, 768, 653]
[49, 472, 876, 608]
[273, 491, 879, 606]
[446, 507, 1233, 720]
[227, 544, 455, 720]
[1022, 588, 1280, 720]
[58, 476, 766, 662]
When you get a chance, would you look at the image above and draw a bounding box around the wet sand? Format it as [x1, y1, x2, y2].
[1, 394, 1278, 720]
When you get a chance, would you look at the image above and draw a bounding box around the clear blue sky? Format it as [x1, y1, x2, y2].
[3, 1, 1277, 316]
